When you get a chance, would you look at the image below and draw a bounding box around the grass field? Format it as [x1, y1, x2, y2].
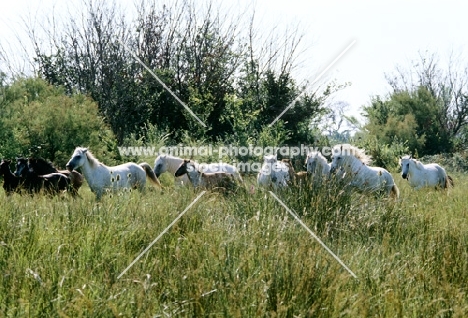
[1, 170, 467, 317]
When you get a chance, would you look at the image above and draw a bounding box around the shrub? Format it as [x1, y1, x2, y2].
[0, 77, 117, 167]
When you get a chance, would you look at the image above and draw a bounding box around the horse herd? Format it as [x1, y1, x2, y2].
[0, 144, 454, 200]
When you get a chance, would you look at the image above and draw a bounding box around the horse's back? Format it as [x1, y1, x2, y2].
[412, 162, 446, 188]
[114, 162, 145, 175]
[105, 162, 146, 189]
[363, 166, 396, 195]
[201, 162, 242, 181]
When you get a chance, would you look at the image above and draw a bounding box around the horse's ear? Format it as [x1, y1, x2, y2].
[83, 148, 88, 154]
[409, 154, 412, 159]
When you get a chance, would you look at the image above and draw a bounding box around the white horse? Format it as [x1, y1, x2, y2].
[330, 144, 399, 198]
[66, 147, 161, 199]
[399, 155, 453, 190]
[257, 154, 290, 189]
[153, 154, 190, 186]
[306, 151, 331, 176]
[153, 154, 242, 186]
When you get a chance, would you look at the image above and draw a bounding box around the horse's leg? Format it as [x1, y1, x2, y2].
[95, 189, 103, 201]
[137, 178, 146, 194]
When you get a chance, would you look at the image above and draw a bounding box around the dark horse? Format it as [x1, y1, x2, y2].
[15, 157, 83, 196]
[13, 158, 71, 195]
[0, 159, 22, 195]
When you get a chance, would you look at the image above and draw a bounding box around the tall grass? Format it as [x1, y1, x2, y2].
[0, 172, 467, 316]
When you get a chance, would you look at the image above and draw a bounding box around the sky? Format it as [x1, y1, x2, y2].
[1, 0, 468, 123]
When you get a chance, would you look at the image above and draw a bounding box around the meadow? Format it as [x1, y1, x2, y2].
[0, 169, 467, 317]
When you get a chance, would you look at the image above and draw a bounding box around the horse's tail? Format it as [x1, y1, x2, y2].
[140, 162, 162, 188]
[446, 175, 454, 188]
[390, 184, 400, 199]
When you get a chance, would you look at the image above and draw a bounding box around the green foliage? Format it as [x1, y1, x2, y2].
[363, 86, 451, 156]
[0, 78, 117, 167]
[31, 1, 333, 147]
[220, 93, 259, 146]
[257, 121, 291, 148]
[421, 151, 468, 173]
[353, 134, 409, 170]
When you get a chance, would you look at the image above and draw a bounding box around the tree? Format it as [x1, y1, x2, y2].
[363, 86, 451, 156]
[361, 52, 468, 156]
[385, 51, 468, 151]
[26, 0, 336, 147]
[0, 77, 117, 167]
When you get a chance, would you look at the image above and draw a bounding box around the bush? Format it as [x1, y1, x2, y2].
[354, 135, 409, 171]
[420, 151, 468, 173]
[0, 77, 117, 167]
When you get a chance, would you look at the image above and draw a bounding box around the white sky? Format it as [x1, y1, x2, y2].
[1, 0, 467, 122]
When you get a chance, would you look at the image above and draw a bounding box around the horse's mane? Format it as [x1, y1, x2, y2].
[334, 144, 372, 165]
[308, 151, 327, 163]
[79, 148, 101, 168]
[30, 157, 56, 170]
[402, 155, 424, 170]
[413, 159, 425, 170]
[263, 154, 277, 162]
[158, 154, 186, 163]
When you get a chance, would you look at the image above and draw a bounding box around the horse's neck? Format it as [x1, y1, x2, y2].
[167, 157, 185, 174]
[80, 157, 104, 181]
[318, 157, 329, 168]
[349, 158, 369, 174]
[405, 163, 413, 177]
[413, 160, 424, 171]
[34, 163, 56, 174]
[186, 169, 201, 186]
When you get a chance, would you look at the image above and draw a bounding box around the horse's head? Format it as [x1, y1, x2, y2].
[306, 152, 320, 173]
[330, 145, 346, 173]
[263, 154, 277, 164]
[153, 155, 167, 178]
[330, 144, 369, 173]
[14, 157, 29, 177]
[174, 159, 191, 177]
[281, 159, 295, 182]
[27, 158, 56, 175]
[271, 160, 290, 187]
[175, 160, 200, 186]
[281, 159, 294, 173]
[400, 155, 412, 179]
[66, 147, 88, 172]
[0, 159, 11, 176]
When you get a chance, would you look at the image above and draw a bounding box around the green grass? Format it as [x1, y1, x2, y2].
[1, 172, 468, 317]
